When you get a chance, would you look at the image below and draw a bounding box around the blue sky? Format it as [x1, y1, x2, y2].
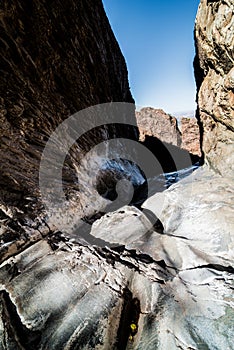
[102, 0, 200, 114]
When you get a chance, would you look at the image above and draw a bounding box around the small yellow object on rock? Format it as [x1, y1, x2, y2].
[130, 323, 137, 333]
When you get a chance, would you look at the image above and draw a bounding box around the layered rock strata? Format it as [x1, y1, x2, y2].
[0, 0, 138, 260]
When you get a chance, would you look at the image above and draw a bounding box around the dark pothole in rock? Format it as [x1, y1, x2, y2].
[95, 158, 148, 209]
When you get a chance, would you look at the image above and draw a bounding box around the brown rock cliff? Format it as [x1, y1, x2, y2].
[194, 0, 234, 176]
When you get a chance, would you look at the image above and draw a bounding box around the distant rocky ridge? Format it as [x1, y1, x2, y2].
[136, 108, 181, 146]
[136, 107, 201, 156]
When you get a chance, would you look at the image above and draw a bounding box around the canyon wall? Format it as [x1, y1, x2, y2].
[0, 0, 139, 242]
[194, 0, 234, 176]
[180, 117, 201, 156]
[0, 0, 139, 261]
[0, 0, 136, 206]
[0, 1, 233, 349]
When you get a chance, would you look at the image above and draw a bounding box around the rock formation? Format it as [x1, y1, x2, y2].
[137, 0, 234, 348]
[136, 107, 201, 158]
[194, 0, 234, 176]
[136, 108, 181, 146]
[0, 0, 139, 259]
[0, 0, 234, 349]
[180, 117, 201, 156]
[0, 0, 137, 199]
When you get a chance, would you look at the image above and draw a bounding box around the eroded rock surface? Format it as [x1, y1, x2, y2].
[0, 184, 233, 349]
[0, 0, 138, 261]
[180, 117, 201, 156]
[194, 0, 234, 176]
[0, 0, 135, 204]
[0, 0, 234, 349]
[136, 107, 181, 146]
[136, 107, 201, 159]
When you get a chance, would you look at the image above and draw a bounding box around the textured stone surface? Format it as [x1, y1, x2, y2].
[0, 239, 128, 349]
[194, 0, 234, 176]
[136, 107, 181, 146]
[0, 0, 234, 348]
[0, 0, 136, 203]
[140, 166, 234, 349]
[91, 206, 152, 245]
[143, 166, 234, 269]
[0, 181, 233, 349]
[0, 0, 138, 261]
[180, 117, 201, 156]
[136, 107, 201, 158]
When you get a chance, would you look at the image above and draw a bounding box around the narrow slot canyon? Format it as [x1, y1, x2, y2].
[0, 0, 233, 349]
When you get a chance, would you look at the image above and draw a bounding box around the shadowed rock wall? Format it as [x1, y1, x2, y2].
[0, 0, 136, 212]
[0, 0, 140, 264]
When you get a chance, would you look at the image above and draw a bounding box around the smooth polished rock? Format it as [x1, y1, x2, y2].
[142, 166, 234, 269]
[90, 206, 152, 245]
[0, 193, 233, 349]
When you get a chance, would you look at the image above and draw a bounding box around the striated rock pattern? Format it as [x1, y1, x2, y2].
[180, 117, 201, 156]
[0, 0, 136, 210]
[136, 107, 181, 146]
[194, 0, 234, 176]
[0, 0, 138, 260]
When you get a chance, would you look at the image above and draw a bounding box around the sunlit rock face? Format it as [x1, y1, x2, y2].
[136, 108, 181, 146]
[136, 107, 201, 163]
[141, 166, 234, 350]
[194, 0, 234, 176]
[180, 117, 201, 156]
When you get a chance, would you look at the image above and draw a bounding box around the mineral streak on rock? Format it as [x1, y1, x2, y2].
[194, 0, 234, 176]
